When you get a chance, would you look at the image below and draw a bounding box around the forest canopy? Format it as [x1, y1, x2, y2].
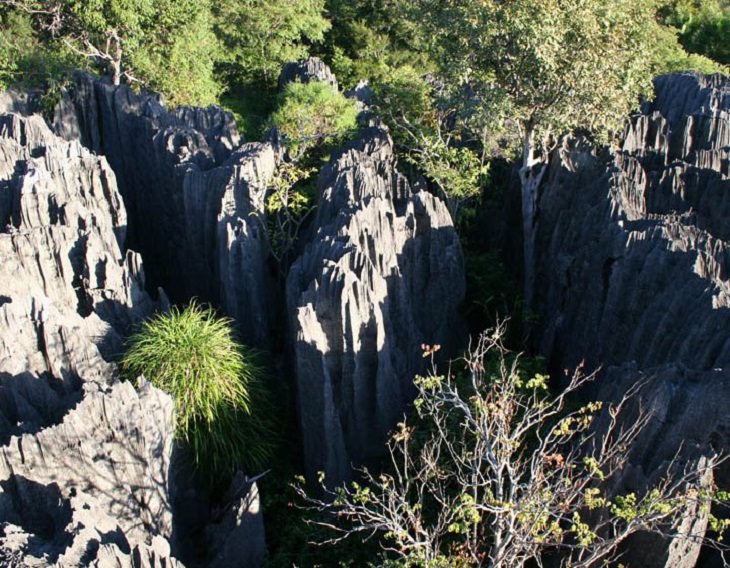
[0, 0, 727, 109]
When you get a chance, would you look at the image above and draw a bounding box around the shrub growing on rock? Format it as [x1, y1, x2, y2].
[121, 302, 273, 480]
[270, 80, 358, 159]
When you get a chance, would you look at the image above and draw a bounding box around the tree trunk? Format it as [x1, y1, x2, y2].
[111, 31, 122, 86]
[519, 129, 547, 314]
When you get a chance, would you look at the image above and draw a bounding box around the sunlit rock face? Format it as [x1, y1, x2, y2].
[287, 127, 465, 484]
[0, 111, 161, 441]
[0, 111, 177, 565]
[0, 380, 181, 568]
[534, 73, 730, 567]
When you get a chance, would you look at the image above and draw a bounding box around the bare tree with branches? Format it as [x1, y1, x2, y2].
[295, 322, 730, 567]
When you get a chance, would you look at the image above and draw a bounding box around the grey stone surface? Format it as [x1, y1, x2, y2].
[536, 73, 730, 373]
[0, 380, 180, 567]
[533, 72, 730, 566]
[0, 107, 267, 566]
[278, 57, 339, 93]
[0, 110, 180, 566]
[206, 474, 265, 568]
[0, 112, 161, 442]
[51, 74, 277, 349]
[287, 127, 465, 483]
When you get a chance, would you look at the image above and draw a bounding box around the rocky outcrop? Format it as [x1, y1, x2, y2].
[0, 109, 267, 567]
[287, 127, 465, 483]
[51, 74, 277, 348]
[534, 72, 730, 566]
[536, 73, 730, 374]
[0, 112, 160, 442]
[0, 380, 179, 567]
[278, 57, 339, 92]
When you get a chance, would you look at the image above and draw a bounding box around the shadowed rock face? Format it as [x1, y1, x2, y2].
[287, 127, 465, 483]
[534, 73, 730, 567]
[51, 74, 277, 349]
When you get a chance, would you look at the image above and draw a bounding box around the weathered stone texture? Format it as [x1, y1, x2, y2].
[0, 380, 178, 567]
[51, 74, 276, 348]
[287, 127, 465, 483]
[278, 57, 339, 92]
[534, 72, 730, 566]
[0, 112, 160, 441]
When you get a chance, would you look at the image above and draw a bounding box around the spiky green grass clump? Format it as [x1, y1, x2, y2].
[121, 302, 273, 479]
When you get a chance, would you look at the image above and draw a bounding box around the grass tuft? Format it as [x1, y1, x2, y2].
[121, 301, 274, 480]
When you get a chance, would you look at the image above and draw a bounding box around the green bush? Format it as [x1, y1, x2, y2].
[657, 0, 730, 71]
[269, 80, 358, 158]
[0, 9, 83, 92]
[121, 302, 273, 480]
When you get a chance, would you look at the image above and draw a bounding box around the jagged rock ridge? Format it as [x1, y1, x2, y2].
[0, 380, 180, 568]
[0, 111, 160, 442]
[0, 111, 178, 565]
[2, 59, 465, 561]
[47, 65, 467, 489]
[534, 72, 730, 567]
[52, 74, 277, 349]
[287, 127, 465, 483]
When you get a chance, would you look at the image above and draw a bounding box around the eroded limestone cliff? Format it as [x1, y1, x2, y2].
[287, 126, 465, 482]
[534, 72, 730, 567]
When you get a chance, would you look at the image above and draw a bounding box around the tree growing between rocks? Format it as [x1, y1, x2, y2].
[406, 0, 671, 309]
[265, 80, 359, 270]
[373, 65, 489, 224]
[295, 323, 729, 566]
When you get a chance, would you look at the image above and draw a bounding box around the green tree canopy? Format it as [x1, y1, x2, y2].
[405, 0, 674, 308]
[316, 0, 430, 89]
[0, 6, 80, 91]
[269, 80, 358, 158]
[213, 0, 330, 90]
[664, 0, 730, 65]
[0, 0, 220, 106]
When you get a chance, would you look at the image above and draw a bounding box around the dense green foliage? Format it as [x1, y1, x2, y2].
[213, 0, 329, 90]
[130, 0, 220, 106]
[265, 80, 358, 272]
[662, 0, 730, 65]
[121, 303, 273, 480]
[2, 0, 726, 110]
[0, 0, 220, 105]
[373, 66, 488, 222]
[409, 0, 661, 148]
[0, 7, 81, 91]
[269, 80, 358, 157]
[315, 0, 430, 89]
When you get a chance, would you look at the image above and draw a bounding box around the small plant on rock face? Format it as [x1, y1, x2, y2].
[265, 160, 317, 267]
[121, 302, 273, 480]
